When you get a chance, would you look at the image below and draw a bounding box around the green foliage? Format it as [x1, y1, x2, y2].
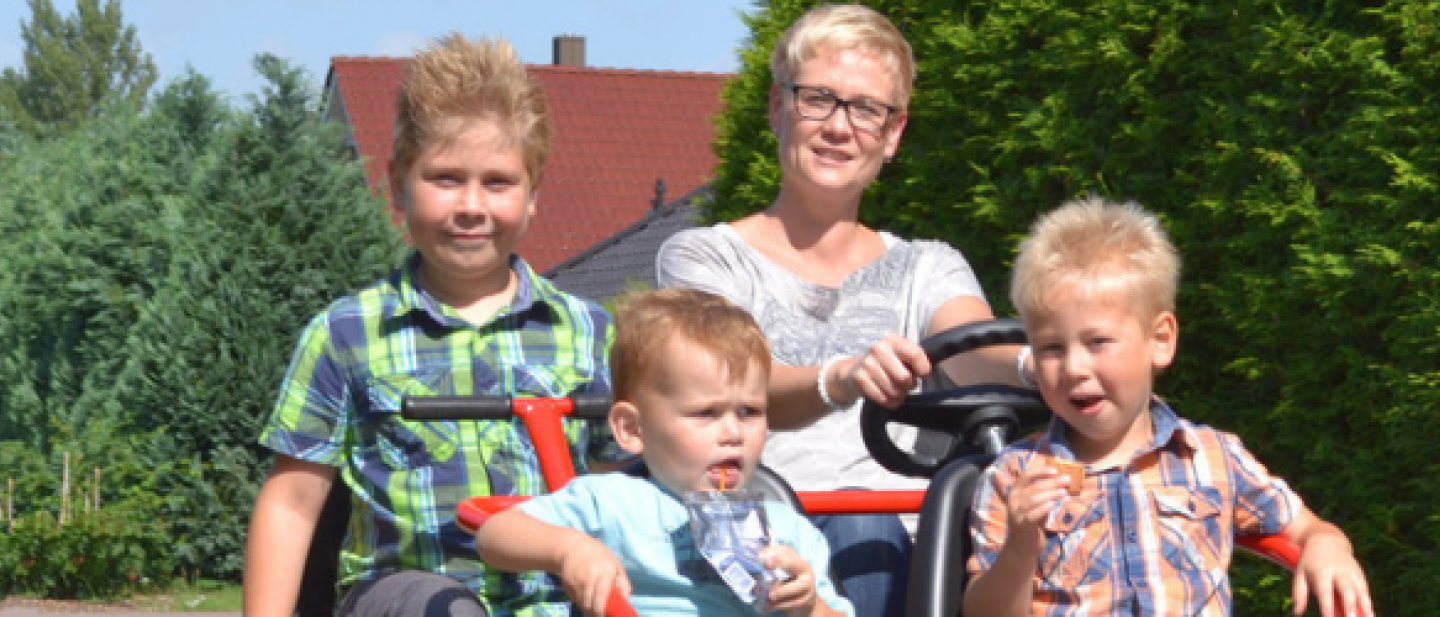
[0, 0, 157, 138]
[0, 53, 404, 587]
[0, 431, 176, 599]
[713, 1, 1438, 614]
[0, 508, 173, 600]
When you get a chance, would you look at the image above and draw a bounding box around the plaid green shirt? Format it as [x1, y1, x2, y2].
[260, 252, 621, 616]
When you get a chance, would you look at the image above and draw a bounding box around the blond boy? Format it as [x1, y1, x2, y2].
[964, 197, 1373, 617]
[245, 34, 622, 617]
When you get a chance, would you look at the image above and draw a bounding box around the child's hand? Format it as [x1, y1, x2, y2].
[1004, 458, 1071, 546]
[556, 536, 631, 616]
[762, 544, 823, 617]
[1293, 533, 1375, 617]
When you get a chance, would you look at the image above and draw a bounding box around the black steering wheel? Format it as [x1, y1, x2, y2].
[860, 318, 1051, 478]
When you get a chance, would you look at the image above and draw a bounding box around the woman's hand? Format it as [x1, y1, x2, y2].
[831, 334, 931, 409]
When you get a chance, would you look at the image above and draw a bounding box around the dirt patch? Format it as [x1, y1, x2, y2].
[0, 595, 173, 613]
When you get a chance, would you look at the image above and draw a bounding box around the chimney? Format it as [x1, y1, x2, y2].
[553, 34, 586, 67]
[651, 178, 666, 209]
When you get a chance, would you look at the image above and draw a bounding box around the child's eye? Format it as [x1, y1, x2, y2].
[740, 406, 765, 419]
[427, 172, 461, 186]
[483, 174, 522, 190]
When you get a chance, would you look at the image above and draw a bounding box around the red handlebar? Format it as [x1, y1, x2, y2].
[404, 395, 608, 492]
[797, 490, 926, 514]
[417, 396, 636, 617]
[1236, 533, 1302, 570]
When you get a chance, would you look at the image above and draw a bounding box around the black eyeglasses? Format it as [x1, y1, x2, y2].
[786, 83, 898, 133]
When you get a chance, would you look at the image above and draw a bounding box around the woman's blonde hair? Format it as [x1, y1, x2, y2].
[388, 33, 552, 201]
[770, 3, 916, 108]
[1010, 196, 1181, 324]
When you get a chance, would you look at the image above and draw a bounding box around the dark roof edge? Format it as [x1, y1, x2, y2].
[543, 183, 712, 278]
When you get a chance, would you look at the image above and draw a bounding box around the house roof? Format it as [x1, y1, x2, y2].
[323, 56, 731, 273]
[545, 187, 706, 302]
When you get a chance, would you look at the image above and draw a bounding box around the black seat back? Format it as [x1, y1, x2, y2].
[296, 479, 351, 617]
[905, 453, 995, 617]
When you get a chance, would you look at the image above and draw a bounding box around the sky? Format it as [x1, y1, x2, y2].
[0, 0, 758, 102]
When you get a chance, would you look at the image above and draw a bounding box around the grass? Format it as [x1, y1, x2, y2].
[116, 579, 243, 611]
[143, 578, 245, 612]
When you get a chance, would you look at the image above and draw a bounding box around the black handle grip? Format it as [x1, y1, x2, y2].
[400, 394, 615, 421]
[568, 394, 613, 421]
[402, 396, 514, 420]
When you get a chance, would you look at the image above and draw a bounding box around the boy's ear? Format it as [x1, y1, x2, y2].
[1150, 311, 1179, 370]
[609, 401, 645, 456]
[388, 176, 409, 214]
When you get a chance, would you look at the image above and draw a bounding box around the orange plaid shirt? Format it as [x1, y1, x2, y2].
[967, 399, 1302, 616]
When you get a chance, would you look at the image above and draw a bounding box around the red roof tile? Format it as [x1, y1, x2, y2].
[325, 57, 732, 274]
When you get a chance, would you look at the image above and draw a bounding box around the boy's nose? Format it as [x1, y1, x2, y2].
[1061, 349, 1090, 378]
[457, 184, 487, 214]
[718, 414, 743, 442]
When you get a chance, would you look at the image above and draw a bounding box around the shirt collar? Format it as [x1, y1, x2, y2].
[1040, 396, 1199, 460]
[381, 251, 556, 326]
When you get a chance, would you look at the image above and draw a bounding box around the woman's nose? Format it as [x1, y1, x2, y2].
[820, 103, 853, 135]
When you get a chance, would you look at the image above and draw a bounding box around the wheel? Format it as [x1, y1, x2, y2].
[860, 318, 1050, 478]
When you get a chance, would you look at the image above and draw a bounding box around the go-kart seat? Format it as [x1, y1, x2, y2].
[905, 453, 994, 617]
[296, 480, 350, 617]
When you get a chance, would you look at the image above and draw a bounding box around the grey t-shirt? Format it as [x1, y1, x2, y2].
[655, 223, 986, 493]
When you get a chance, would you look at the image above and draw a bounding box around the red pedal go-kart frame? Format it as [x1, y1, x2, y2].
[406, 319, 1301, 617]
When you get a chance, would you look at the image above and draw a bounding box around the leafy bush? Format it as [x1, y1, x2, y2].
[713, 1, 1438, 614]
[0, 507, 173, 600]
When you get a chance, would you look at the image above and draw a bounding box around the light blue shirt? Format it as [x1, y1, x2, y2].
[520, 473, 854, 616]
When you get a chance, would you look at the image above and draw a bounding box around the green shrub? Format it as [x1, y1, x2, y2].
[0, 505, 173, 599]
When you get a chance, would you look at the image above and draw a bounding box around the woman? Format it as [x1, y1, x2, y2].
[656, 5, 1029, 617]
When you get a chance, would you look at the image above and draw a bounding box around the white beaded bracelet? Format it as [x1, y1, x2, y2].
[1016, 346, 1035, 388]
[817, 355, 846, 410]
